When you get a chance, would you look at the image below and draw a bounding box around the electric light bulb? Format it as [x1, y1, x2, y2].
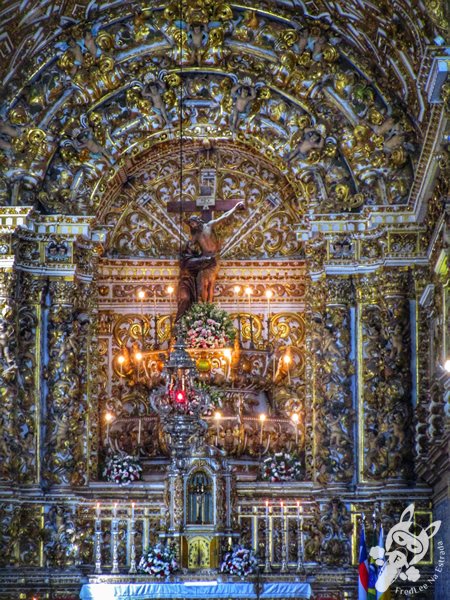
[283, 354, 292, 365]
[259, 413, 266, 422]
[167, 285, 174, 295]
[291, 413, 299, 424]
[223, 348, 232, 361]
[233, 285, 241, 294]
[265, 289, 273, 300]
[135, 352, 143, 361]
[117, 355, 125, 364]
[137, 290, 145, 300]
[444, 359, 450, 373]
[245, 286, 252, 296]
[105, 412, 113, 423]
[214, 411, 221, 420]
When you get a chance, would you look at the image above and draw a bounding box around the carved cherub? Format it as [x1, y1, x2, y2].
[187, 22, 208, 62]
[141, 79, 171, 127]
[0, 317, 16, 370]
[288, 126, 325, 161]
[230, 82, 257, 130]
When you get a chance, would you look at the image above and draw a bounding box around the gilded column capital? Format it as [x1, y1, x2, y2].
[49, 280, 77, 305]
[379, 269, 410, 298]
[326, 277, 354, 306]
[355, 274, 380, 304]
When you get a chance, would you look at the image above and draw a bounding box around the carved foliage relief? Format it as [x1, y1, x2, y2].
[359, 273, 414, 480]
[0, 0, 423, 220]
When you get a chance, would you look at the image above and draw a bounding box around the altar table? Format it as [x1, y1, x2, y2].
[80, 581, 312, 599]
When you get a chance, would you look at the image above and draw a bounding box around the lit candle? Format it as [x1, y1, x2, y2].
[265, 289, 273, 343]
[137, 419, 142, 445]
[259, 413, 266, 446]
[167, 285, 174, 335]
[300, 504, 304, 556]
[105, 412, 113, 443]
[167, 285, 174, 307]
[223, 348, 232, 379]
[245, 286, 252, 308]
[233, 285, 241, 307]
[265, 289, 273, 318]
[118, 354, 125, 377]
[292, 412, 299, 446]
[214, 411, 221, 445]
[138, 289, 145, 314]
[283, 352, 291, 384]
[96, 502, 100, 519]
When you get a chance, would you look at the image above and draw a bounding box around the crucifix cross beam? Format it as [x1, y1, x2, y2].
[166, 198, 243, 222]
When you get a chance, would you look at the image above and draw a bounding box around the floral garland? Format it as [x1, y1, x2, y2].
[138, 543, 178, 578]
[181, 302, 235, 349]
[103, 454, 143, 486]
[260, 452, 304, 482]
[220, 544, 258, 578]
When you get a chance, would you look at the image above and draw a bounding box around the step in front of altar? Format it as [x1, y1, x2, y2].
[80, 580, 312, 599]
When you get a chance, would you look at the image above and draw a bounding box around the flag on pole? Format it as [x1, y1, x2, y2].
[376, 525, 391, 600]
[358, 521, 369, 600]
[368, 525, 378, 600]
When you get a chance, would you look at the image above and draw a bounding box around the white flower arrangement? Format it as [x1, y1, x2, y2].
[138, 543, 178, 578]
[220, 544, 258, 578]
[103, 454, 143, 486]
[260, 452, 304, 482]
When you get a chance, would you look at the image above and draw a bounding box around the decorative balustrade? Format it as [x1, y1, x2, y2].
[89, 501, 308, 575]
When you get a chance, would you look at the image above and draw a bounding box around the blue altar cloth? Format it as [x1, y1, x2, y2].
[80, 581, 312, 599]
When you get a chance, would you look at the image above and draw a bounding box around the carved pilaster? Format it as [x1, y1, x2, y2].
[0, 271, 19, 482]
[415, 268, 433, 461]
[307, 277, 355, 482]
[15, 272, 46, 484]
[305, 276, 327, 481]
[358, 270, 414, 481]
[43, 280, 79, 487]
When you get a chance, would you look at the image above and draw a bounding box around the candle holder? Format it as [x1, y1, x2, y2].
[264, 504, 272, 573]
[153, 313, 159, 349]
[296, 507, 305, 573]
[249, 314, 255, 350]
[129, 514, 137, 574]
[280, 504, 288, 573]
[111, 507, 120, 574]
[94, 515, 103, 575]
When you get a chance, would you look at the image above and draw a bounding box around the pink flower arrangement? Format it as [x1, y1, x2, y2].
[182, 303, 235, 349]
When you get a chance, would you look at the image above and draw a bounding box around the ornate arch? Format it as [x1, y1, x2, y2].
[0, 0, 431, 224]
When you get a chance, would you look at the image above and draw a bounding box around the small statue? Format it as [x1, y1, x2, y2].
[175, 241, 215, 321]
[288, 126, 325, 161]
[185, 201, 245, 302]
[0, 317, 16, 372]
[230, 83, 257, 130]
[141, 79, 171, 127]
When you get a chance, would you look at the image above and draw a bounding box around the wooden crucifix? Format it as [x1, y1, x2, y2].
[166, 195, 244, 222]
[166, 166, 244, 221]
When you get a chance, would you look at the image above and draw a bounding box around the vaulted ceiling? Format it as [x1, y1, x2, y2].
[0, 0, 448, 261]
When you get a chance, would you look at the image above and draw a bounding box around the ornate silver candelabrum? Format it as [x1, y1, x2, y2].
[150, 333, 211, 459]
